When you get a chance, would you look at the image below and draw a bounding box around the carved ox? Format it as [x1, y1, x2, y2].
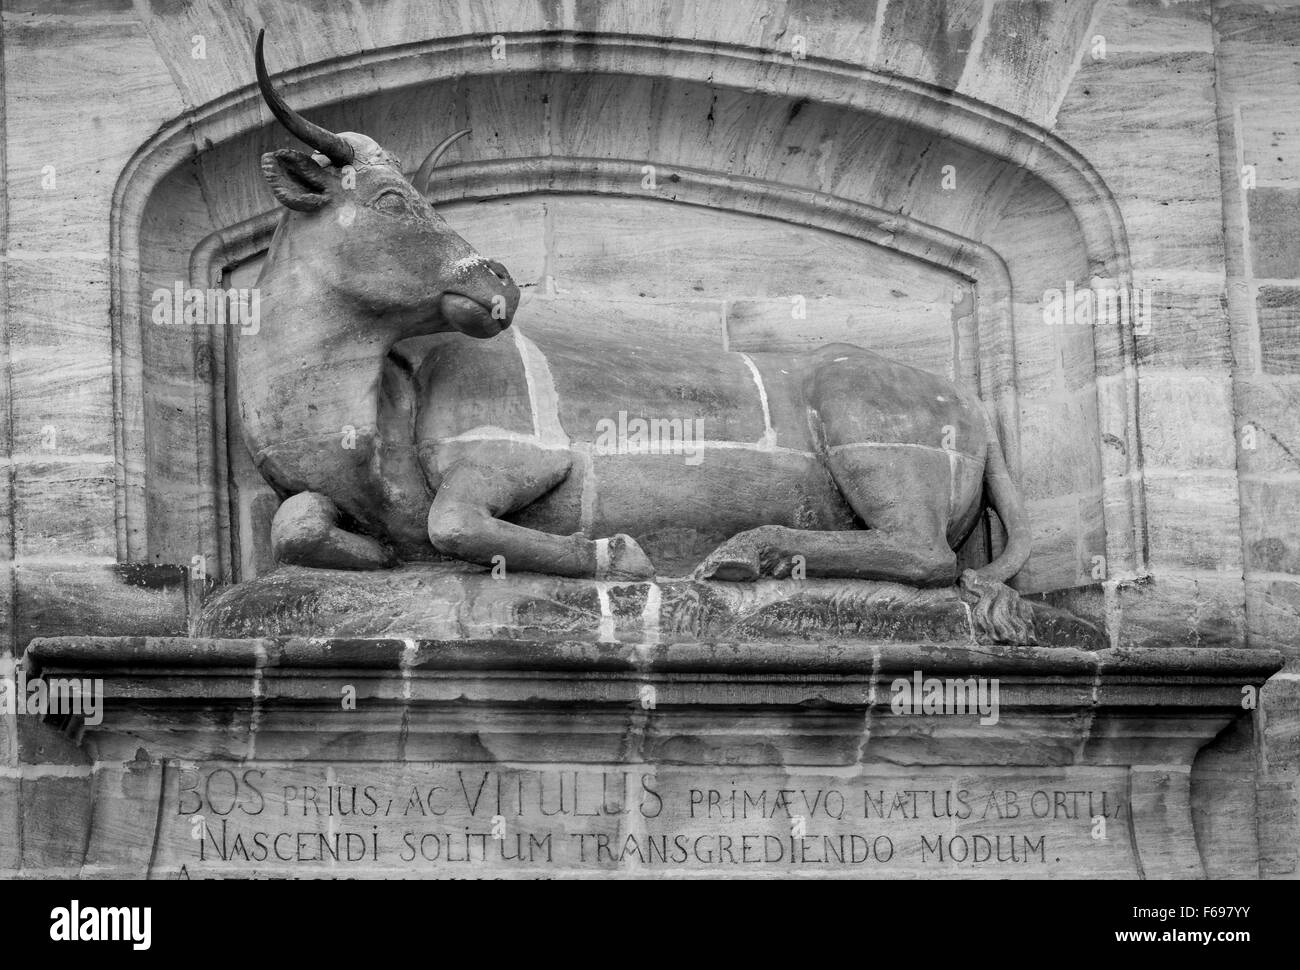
[241, 33, 1037, 644]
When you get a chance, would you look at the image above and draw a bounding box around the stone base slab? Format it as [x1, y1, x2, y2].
[17, 636, 1282, 879]
[196, 564, 1105, 648]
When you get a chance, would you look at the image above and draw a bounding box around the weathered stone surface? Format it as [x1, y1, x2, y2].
[13, 562, 189, 647]
[1056, 51, 1224, 273]
[1188, 711, 1255, 878]
[5, 257, 114, 456]
[1240, 102, 1300, 188]
[16, 635, 1280, 878]
[1137, 372, 1237, 470]
[1262, 663, 1300, 773]
[3, 0, 1298, 882]
[1143, 472, 1243, 572]
[1116, 575, 1247, 649]
[1017, 497, 1083, 593]
[1258, 285, 1300, 374]
[876, 0, 983, 91]
[1096, 0, 1213, 53]
[19, 772, 94, 873]
[1133, 273, 1231, 369]
[195, 564, 1104, 650]
[1245, 576, 1300, 656]
[0, 775, 19, 874]
[1237, 378, 1300, 477]
[1249, 189, 1300, 279]
[1240, 479, 1300, 574]
[11, 459, 116, 558]
[1256, 778, 1299, 877]
[959, 0, 1100, 125]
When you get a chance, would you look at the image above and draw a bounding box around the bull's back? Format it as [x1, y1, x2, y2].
[415, 327, 986, 571]
[416, 327, 856, 571]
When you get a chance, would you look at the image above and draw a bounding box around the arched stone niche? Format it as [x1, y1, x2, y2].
[113, 33, 1145, 597]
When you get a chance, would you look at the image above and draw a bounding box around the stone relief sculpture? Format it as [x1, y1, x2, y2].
[242, 32, 1040, 645]
[18, 4, 1295, 888]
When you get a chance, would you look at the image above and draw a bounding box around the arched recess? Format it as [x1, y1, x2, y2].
[111, 32, 1146, 592]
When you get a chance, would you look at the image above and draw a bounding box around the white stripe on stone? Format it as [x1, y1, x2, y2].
[830, 441, 983, 462]
[436, 435, 814, 458]
[595, 582, 616, 643]
[739, 353, 778, 449]
[641, 582, 662, 643]
[513, 327, 570, 448]
[576, 443, 597, 532]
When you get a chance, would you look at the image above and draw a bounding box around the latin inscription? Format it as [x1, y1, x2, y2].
[161, 765, 1133, 877]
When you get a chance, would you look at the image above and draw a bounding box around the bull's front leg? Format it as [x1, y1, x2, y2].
[426, 456, 654, 580]
[272, 492, 398, 569]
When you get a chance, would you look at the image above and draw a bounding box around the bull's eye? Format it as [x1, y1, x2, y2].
[370, 190, 412, 215]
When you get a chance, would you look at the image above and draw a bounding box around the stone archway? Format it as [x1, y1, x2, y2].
[112, 32, 1145, 597]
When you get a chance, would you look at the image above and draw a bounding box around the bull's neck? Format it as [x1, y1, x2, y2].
[237, 261, 417, 457]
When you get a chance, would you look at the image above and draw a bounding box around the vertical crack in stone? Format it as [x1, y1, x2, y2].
[1103, 579, 1122, 650]
[1188, 579, 1204, 649]
[620, 630, 656, 878]
[1077, 650, 1103, 766]
[248, 641, 267, 762]
[854, 644, 882, 766]
[397, 639, 418, 763]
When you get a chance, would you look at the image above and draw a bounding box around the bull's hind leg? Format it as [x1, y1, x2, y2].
[694, 446, 957, 585]
[272, 492, 397, 569]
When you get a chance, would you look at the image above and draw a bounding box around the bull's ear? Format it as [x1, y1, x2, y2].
[261, 149, 337, 211]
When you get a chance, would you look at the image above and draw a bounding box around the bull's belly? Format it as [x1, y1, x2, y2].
[507, 445, 857, 575]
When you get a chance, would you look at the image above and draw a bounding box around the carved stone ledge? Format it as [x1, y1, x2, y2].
[23, 636, 1280, 879]
[194, 564, 1105, 648]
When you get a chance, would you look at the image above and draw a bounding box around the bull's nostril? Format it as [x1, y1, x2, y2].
[487, 259, 510, 283]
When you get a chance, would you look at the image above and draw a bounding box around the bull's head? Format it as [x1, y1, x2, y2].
[255, 30, 518, 338]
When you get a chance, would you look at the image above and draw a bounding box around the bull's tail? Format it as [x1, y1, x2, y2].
[975, 407, 1032, 584]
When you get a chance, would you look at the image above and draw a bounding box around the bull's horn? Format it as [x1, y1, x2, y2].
[415, 129, 472, 195]
[255, 29, 355, 169]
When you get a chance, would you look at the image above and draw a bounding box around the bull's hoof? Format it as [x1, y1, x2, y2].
[958, 569, 1038, 646]
[694, 555, 760, 582]
[693, 531, 764, 581]
[596, 534, 656, 580]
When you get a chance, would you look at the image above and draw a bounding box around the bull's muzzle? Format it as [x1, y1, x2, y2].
[441, 260, 519, 337]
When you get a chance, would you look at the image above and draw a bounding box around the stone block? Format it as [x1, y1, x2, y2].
[1117, 573, 1246, 648]
[1258, 285, 1300, 374]
[1245, 576, 1300, 656]
[13, 562, 188, 649]
[876, 0, 984, 91]
[1236, 377, 1300, 476]
[1240, 478, 1300, 574]
[11, 458, 115, 558]
[1144, 471, 1243, 572]
[5, 256, 114, 456]
[1133, 272, 1230, 369]
[1250, 190, 1300, 279]
[959, 0, 1101, 124]
[1263, 664, 1300, 773]
[20, 772, 93, 872]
